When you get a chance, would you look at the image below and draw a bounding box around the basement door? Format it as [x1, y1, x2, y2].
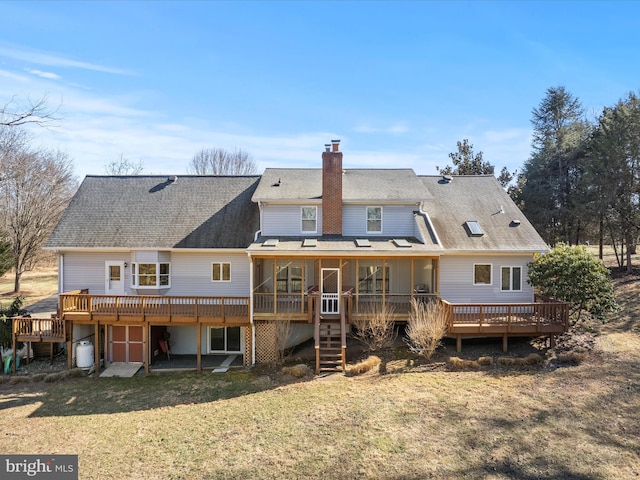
[110, 325, 143, 363]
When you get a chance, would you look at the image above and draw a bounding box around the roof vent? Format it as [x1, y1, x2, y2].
[442, 174, 453, 183]
[510, 219, 521, 227]
[168, 175, 178, 184]
[272, 178, 281, 187]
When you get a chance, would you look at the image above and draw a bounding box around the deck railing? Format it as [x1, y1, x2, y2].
[60, 293, 250, 321]
[442, 297, 569, 332]
[253, 293, 307, 314]
[13, 316, 66, 341]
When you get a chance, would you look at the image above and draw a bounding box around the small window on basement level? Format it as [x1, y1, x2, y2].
[473, 264, 492, 285]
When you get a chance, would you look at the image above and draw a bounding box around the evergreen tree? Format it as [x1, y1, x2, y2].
[517, 86, 592, 245]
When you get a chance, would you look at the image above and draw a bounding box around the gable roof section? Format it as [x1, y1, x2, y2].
[420, 175, 548, 253]
[253, 168, 433, 203]
[46, 175, 261, 249]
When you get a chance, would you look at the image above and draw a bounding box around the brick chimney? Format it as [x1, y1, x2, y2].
[322, 139, 343, 235]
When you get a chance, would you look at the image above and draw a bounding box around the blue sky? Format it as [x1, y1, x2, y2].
[0, 1, 638, 180]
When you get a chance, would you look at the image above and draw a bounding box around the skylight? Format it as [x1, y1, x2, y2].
[302, 238, 317, 247]
[465, 221, 484, 237]
[392, 238, 412, 248]
[355, 238, 371, 247]
[262, 239, 279, 247]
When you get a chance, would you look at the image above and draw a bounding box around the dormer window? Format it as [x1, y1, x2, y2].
[366, 206, 382, 233]
[301, 206, 317, 233]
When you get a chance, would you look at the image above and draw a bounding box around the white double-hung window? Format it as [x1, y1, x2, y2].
[366, 206, 382, 233]
[301, 206, 317, 233]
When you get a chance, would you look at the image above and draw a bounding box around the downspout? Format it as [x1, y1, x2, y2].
[254, 200, 264, 242]
[248, 254, 256, 366]
[419, 201, 442, 247]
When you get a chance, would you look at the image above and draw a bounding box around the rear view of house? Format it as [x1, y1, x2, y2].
[40, 140, 567, 374]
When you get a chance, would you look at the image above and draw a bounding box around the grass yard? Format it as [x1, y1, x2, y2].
[0, 250, 639, 479]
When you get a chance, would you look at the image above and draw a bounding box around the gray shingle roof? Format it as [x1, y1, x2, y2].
[46, 175, 261, 249]
[253, 168, 433, 202]
[419, 175, 549, 253]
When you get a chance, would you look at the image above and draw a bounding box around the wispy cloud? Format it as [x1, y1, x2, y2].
[0, 42, 134, 76]
[353, 122, 409, 134]
[25, 68, 61, 80]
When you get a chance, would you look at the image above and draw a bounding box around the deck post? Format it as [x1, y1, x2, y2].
[11, 318, 17, 374]
[67, 321, 73, 369]
[502, 334, 508, 352]
[94, 322, 100, 374]
[143, 323, 149, 374]
[196, 324, 202, 371]
[456, 334, 462, 353]
[550, 334, 556, 348]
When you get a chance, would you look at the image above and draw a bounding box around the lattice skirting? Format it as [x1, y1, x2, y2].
[243, 326, 253, 366]
[255, 321, 278, 363]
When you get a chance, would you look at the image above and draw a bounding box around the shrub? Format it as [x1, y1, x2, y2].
[449, 357, 480, 370]
[405, 299, 448, 360]
[527, 244, 619, 322]
[351, 302, 397, 351]
[345, 355, 381, 376]
[282, 364, 308, 378]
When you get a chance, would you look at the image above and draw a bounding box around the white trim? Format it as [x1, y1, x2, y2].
[473, 263, 493, 286]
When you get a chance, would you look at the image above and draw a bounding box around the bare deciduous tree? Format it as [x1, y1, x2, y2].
[0, 126, 77, 292]
[351, 302, 397, 351]
[188, 147, 257, 175]
[105, 153, 144, 175]
[0, 94, 61, 127]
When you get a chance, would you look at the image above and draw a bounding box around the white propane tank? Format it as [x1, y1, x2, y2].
[76, 341, 94, 369]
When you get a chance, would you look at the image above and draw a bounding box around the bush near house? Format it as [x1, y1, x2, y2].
[527, 244, 619, 322]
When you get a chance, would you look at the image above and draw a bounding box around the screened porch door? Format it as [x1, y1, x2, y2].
[321, 268, 340, 314]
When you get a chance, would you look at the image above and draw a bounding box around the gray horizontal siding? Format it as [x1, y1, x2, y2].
[62, 251, 134, 294]
[262, 204, 323, 236]
[169, 252, 250, 296]
[343, 204, 417, 237]
[61, 251, 250, 296]
[439, 255, 535, 303]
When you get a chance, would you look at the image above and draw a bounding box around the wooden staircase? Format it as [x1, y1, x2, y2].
[317, 319, 344, 373]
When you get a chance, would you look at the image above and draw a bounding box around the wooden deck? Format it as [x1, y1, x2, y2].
[442, 295, 569, 351]
[59, 293, 251, 325]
